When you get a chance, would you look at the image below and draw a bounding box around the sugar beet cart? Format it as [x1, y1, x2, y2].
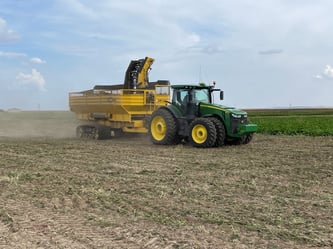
[69, 57, 170, 139]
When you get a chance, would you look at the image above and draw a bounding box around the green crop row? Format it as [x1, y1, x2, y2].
[250, 116, 333, 136]
[247, 108, 333, 117]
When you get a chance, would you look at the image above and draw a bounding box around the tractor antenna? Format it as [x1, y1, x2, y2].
[212, 81, 216, 87]
[199, 65, 202, 82]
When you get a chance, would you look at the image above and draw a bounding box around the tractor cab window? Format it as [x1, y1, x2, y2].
[193, 89, 210, 103]
[173, 89, 190, 106]
[173, 88, 210, 107]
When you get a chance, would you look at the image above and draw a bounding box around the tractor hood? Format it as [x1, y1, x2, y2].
[208, 103, 248, 116]
[217, 105, 247, 115]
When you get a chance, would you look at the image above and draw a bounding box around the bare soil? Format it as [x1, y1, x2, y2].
[0, 117, 332, 248]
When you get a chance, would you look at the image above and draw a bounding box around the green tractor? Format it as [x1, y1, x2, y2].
[149, 83, 257, 147]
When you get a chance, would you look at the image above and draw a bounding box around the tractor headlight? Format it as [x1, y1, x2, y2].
[231, 113, 242, 118]
[230, 113, 249, 133]
[231, 113, 247, 118]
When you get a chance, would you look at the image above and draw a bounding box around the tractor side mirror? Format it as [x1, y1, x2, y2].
[220, 91, 224, 100]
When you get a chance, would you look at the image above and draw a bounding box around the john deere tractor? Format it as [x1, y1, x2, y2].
[149, 83, 257, 147]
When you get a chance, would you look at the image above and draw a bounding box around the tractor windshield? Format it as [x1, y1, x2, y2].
[193, 89, 210, 103]
[172, 88, 211, 106]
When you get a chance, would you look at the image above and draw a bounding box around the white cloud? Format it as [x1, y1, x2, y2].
[30, 57, 46, 64]
[16, 69, 46, 91]
[314, 65, 333, 80]
[0, 17, 20, 42]
[58, 0, 97, 19]
[258, 49, 283, 55]
[51, 1, 204, 55]
[0, 51, 26, 58]
[323, 65, 333, 78]
[202, 45, 224, 54]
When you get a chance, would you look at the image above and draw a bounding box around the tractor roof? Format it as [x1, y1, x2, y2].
[171, 83, 214, 90]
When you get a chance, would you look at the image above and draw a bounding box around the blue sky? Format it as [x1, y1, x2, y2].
[0, 0, 333, 110]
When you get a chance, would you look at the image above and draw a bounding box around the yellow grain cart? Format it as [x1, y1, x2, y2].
[69, 57, 170, 139]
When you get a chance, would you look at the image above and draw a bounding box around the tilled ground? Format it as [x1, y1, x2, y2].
[0, 133, 332, 249]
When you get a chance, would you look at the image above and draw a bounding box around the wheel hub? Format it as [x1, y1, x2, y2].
[192, 124, 207, 144]
[151, 116, 166, 141]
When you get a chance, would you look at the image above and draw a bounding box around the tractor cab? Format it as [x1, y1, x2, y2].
[171, 84, 223, 117]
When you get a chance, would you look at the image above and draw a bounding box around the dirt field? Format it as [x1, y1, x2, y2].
[0, 116, 332, 248]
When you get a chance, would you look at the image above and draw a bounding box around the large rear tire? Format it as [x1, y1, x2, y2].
[189, 118, 216, 148]
[76, 125, 85, 139]
[95, 126, 112, 140]
[76, 125, 94, 139]
[149, 108, 178, 145]
[76, 125, 111, 140]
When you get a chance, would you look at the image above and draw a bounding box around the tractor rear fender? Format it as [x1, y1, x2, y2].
[160, 105, 181, 118]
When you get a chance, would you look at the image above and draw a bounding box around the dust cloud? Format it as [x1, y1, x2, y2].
[0, 111, 78, 138]
[0, 120, 76, 138]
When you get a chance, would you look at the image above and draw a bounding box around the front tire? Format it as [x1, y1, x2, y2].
[242, 133, 254, 144]
[227, 133, 254, 145]
[208, 117, 225, 147]
[189, 118, 216, 148]
[149, 108, 178, 145]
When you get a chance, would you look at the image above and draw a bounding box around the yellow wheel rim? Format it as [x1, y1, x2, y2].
[191, 124, 207, 144]
[151, 116, 166, 141]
